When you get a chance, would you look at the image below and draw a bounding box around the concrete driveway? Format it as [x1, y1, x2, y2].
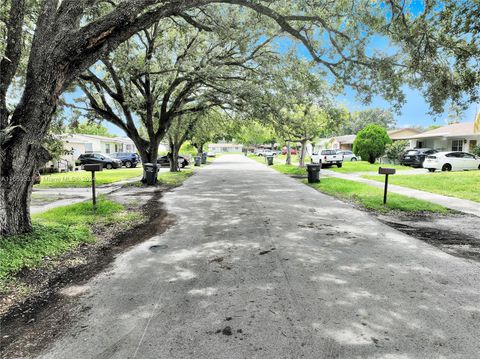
[37, 155, 480, 359]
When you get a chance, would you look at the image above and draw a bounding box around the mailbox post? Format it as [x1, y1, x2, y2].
[83, 164, 103, 210]
[378, 167, 396, 204]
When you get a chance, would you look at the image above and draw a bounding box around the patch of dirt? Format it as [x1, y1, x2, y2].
[0, 187, 175, 359]
[376, 212, 480, 262]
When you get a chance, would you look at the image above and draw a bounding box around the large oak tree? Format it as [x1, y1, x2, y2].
[0, 0, 430, 235]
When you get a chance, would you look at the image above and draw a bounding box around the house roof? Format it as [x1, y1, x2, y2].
[208, 143, 243, 147]
[387, 128, 422, 140]
[58, 133, 134, 144]
[408, 122, 476, 139]
[334, 135, 356, 144]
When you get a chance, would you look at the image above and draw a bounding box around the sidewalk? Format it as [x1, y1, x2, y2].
[322, 169, 480, 217]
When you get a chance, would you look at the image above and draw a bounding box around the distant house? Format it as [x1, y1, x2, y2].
[315, 135, 356, 151]
[404, 122, 479, 152]
[315, 128, 422, 152]
[45, 134, 138, 172]
[208, 143, 243, 153]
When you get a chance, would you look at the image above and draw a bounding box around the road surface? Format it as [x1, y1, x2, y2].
[38, 155, 480, 358]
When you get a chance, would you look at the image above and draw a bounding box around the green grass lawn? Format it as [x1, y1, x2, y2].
[271, 163, 307, 176]
[363, 170, 480, 203]
[308, 177, 449, 214]
[0, 198, 144, 287]
[329, 161, 410, 173]
[126, 168, 194, 187]
[157, 169, 194, 186]
[36, 168, 143, 188]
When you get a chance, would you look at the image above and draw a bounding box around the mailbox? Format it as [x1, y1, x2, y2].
[378, 167, 396, 175]
[83, 164, 103, 172]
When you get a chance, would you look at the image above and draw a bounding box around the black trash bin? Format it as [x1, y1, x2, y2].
[143, 163, 158, 185]
[266, 155, 274, 166]
[194, 156, 201, 166]
[306, 163, 321, 183]
[201, 153, 207, 164]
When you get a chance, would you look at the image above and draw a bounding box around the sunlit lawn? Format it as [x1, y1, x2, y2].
[35, 168, 143, 188]
[0, 198, 144, 289]
[308, 177, 449, 214]
[329, 161, 410, 173]
[363, 170, 480, 203]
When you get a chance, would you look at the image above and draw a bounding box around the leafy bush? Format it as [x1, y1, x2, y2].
[472, 145, 480, 157]
[385, 140, 409, 163]
[353, 124, 392, 164]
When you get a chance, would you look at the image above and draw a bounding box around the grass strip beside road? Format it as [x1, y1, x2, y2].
[36, 168, 143, 188]
[157, 169, 194, 186]
[126, 168, 194, 187]
[308, 177, 449, 214]
[0, 199, 144, 289]
[329, 161, 410, 173]
[363, 171, 480, 203]
[248, 156, 448, 214]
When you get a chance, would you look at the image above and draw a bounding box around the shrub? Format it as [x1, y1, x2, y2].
[385, 140, 409, 163]
[353, 124, 392, 164]
[472, 145, 480, 157]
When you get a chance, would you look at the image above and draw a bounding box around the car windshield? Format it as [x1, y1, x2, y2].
[406, 150, 418, 155]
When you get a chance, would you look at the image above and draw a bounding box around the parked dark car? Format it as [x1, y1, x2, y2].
[157, 155, 189, 168]
[401, 148, 438, 167]
[76, 153, 122, 169]
[110, 152, 140, 168]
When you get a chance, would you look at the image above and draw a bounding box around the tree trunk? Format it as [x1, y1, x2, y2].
[299, 140, 307, 168]
[0, 172, 34, 235]
[286, 140, 292, 165]
[1, 72, 59, 235]
[168, 142, 180, 172]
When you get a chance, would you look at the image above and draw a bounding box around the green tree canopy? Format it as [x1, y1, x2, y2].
[353, 124, 392, 164]
[337, 108, 396, 135]
[70, 121, 114, 137]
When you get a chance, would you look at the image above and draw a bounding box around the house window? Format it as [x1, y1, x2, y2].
[451, 140, 463, 152]
[85, 143, 93, 153]
[417, 141, 423, 149]
[105, 143, 110, 154]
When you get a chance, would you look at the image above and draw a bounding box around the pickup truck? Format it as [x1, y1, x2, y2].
[311, 149, 343, 168]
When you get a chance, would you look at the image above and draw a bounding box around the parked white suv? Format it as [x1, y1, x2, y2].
[336, 150, 358, 161]
[311, 150, 343, 167]
[423, 151, 480, 172]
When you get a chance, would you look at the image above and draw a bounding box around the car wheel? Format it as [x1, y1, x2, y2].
[125, 161, 132, 168]
[337, 163, 342, 168]
[181, 163, 186, 168]
[428, 168, 435, 173]
[441, 164, 452, 172]
[105, 163, 113, 170]
[351, 157, 357, 161]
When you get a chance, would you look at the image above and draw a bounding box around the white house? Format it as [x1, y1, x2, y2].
[404, 122, 479, 152]
[208, 142, 243, 153]
[45, 134, 138, 172]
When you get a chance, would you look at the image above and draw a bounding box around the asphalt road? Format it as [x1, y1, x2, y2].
[38, 155, 480, 359]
